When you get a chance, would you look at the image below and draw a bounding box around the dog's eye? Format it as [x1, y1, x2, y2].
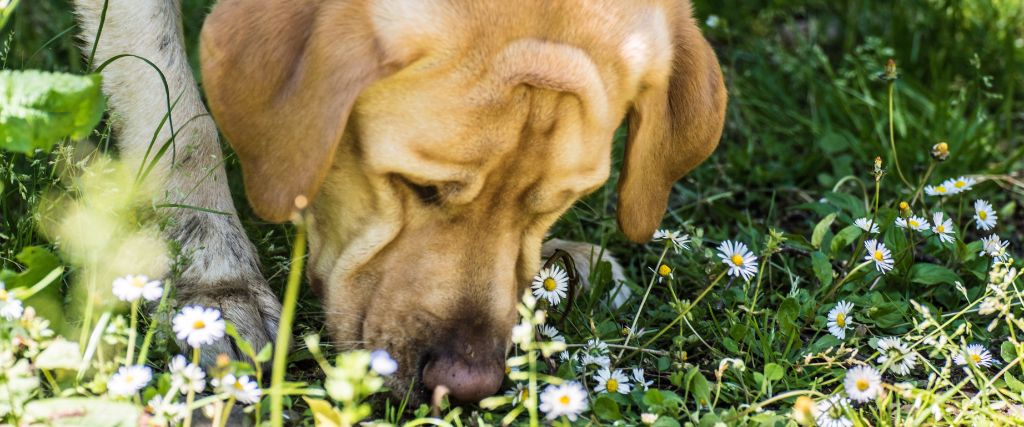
[398, 176, 443, 205]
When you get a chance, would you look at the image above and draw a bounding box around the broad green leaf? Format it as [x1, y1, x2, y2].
[811, 251, 834, 287]
[653, 416, 682, 427]
[763, 363, 784, 382]
[908, 263, 960, 286]
[0, 246, 64, 329]
[1001, 341, 1018, 365]
[0, 70, 105, 154]
[811, 213, 837, 248]
[35, 339, 82, 370]
[593, 395, 622, 420]
[686, 367, 711, 407]
[777, 297, 800, 336]
[303, 397, 342, 427]
[1, 0, 19, 29]
[23, 398, 140, 426]
[829, 225, 863, 257]
[1005, 372, 1024, 393]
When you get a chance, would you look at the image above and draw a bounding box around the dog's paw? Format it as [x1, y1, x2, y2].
[174, 274, 282, 367]
[541, 238, 631, 308]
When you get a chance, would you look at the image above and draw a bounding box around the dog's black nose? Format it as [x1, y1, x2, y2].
[421, 351, 504, 403]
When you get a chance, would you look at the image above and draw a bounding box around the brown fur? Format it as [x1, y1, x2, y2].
[200, 0, 725, 399]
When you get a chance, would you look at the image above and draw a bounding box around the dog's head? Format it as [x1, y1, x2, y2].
[200, 0, 725, 403]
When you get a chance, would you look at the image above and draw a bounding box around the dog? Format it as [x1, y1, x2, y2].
[73, 0, 725, 403]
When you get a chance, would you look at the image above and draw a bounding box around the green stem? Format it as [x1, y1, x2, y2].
[218, 397, 237, 427]
[887, 81, 913, 190]
[126, 300, 138, 366]
[617, 244, 671, 360]
[183, 347, 200, 427]
[270, 214, 308, 427]
[136, 280, 172, 366]
[527, 344, 539, 427]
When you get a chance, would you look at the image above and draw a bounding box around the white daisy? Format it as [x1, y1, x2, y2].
[876, 337, 917, 375]
[854, 218, 880, 234]
[506, 382, 530, 405]
[814, 395, 853, 427]
[146, 395, 185, 424]
[593, 368, 631, 394]
[895, 216, 930, 232]
[844, 365, 882, 403]
[580, 339, 611, 368]
[952, 343, 993, 368]
[0, 282, 24, 320]
[863, 239, 894, 274]
[370, 350, 398, 376]
[631, 368, 653, 390]
[931, 212, 955, 244]
[111, 275, 163, 303]
[169, 354, 206, 394]
[213, 373, 262, 404]
[539, 325, 565, 343]
[511, 320, 533, 345]
[979, 235, 1010, 261]
[172, 306, 226, 348]
[652, 229, 691, 253]
[924, 184, 952, 197]
[539, 382, 588, 421]
[717, 240, 758, 281]
[945, 176, 976, 194]
[108, 365, 152, 397]
[973, 200, 998, 231]
[827, 301, 854, 340]
[531, 265, 569, 305]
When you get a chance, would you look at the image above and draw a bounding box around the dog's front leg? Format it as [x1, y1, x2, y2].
[73, 0, 280, 364]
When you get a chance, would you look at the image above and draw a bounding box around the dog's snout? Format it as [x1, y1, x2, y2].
[421, 351, 504, 403]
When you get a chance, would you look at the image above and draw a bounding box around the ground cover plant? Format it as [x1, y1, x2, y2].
[2, 0, 1023, 426]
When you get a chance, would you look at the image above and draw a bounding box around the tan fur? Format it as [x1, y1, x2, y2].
[200, 0, 725, 399]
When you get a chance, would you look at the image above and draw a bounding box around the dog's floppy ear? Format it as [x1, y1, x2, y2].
[616, 9, 727, 243]
[200, 0, 385, 222]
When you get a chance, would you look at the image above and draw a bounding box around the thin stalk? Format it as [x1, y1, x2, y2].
[126, 300, 138, 366]
[617, 243, 670, 360]
[183, 347, 200, 427]
[887, 81, 913, 190]
[270, 213, 308, 427]
[136, 279, 173, 366]
[218, 397, 237, 427]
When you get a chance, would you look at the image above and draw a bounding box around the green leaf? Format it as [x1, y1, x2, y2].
[1001, 341, 1018, 365]
[653, 416, 681, 427]
[829, 225, 863, 257]
[1, 0, 19, 30]
[763, 363, 784, 382]
[23, 398, 140, 426]
[908, 263, 960, 286]
[35, 339, 83, 370]
[777, 297, 800, 336]
[811, 213, 837, 248]
[0, 70, 105, 154]
[593, 395, 622, 420]
[1005, 372, 1024, 393]
[0, 246, 64, 330]
[811, 251, 834, 287]
[686, 367, 711, 407]
[303, 397, 342, 427]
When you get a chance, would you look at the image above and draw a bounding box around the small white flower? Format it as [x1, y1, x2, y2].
[169, 354, 206, 394]
[814, 395, 853, 427]
[979, 235, 1010, 261]
[213, 374, 262, 404]
[705, 14, 720, 28]
[631, 368, 653, 390]
[931, 212, 955, 244]
[511, 320, 533, 346]
[717, 240, 758, 281]
[924, 184, 952, 197]
[594, 368, 631, 394]
[172, 306, 226, 348]
[952, 343, 993, 368]
[652, 229, 691, 253]
[854, 218, 880, 234]
[827, 301, 854, 340]
[844, 365, 882, 403]
[945, 176, 976, 193]
[0, 282, 24, 320]
[895, 216, 930, 231]
[111, 275, 163, 302]
[146, 395, 185, 424]
[108, 365, 152, 397]
[580, 353, 611, 368]
[370, 350, 398, 376]
[876, 337, 917, 376]
[863, 239, 894, 274]
[539, 382, 588, 421]
[973, 200, 998, 231]
[506, 382, 530, 405]
[539, 325, 565, 342]
[641, 413, 659, 425]
[531, 265, 569, 305]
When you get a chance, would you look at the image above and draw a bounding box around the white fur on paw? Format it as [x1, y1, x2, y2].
[541, 238, 631, 308]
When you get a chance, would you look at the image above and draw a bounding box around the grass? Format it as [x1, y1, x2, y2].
[2, 0, 1024, 426]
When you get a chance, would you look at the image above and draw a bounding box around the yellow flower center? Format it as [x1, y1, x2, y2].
[233, 380, 245, 390]
[979, 211, 987, 220]
[909, 220, 919, 228]
[899, 202, 909, 210]
[971, 354, 981, 364]
[955, 181, 966, 188]
[505, 366, 511, 375]
[731, 254, 744, 266]
[657, 264, 672, 277]
[856, 378, 870, 391]
[874, 251, 884, 261]
[936, 225, 945, 233]
[518, 389, 529, 401]
[936, 186, 947, 193]
[543, 277, 557, 291]
[0, 289, 8, 301]
[193, 320, 206, 330]
[559, 395, 570, 405]
[836, 313, 846, 328]
[606, 379, 619, 393]
[131, 278, 146, 288]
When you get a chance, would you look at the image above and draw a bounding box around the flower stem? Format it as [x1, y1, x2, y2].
[126, 300, 138, 366]
[183, 347, 200, 427]
[136, 280, 172, 366]
[617, 243, 671, 360]
[270, 213, 308, 427]
[218, 397, 237, 427]
[887, 81, 913, 190]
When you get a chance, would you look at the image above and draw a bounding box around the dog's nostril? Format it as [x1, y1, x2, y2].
[421, 352, 504, 404]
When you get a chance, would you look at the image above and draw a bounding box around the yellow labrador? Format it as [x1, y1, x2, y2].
[74, 0, 725, 403]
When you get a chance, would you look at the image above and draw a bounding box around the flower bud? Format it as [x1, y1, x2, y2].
[931, 142, 950, 161]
